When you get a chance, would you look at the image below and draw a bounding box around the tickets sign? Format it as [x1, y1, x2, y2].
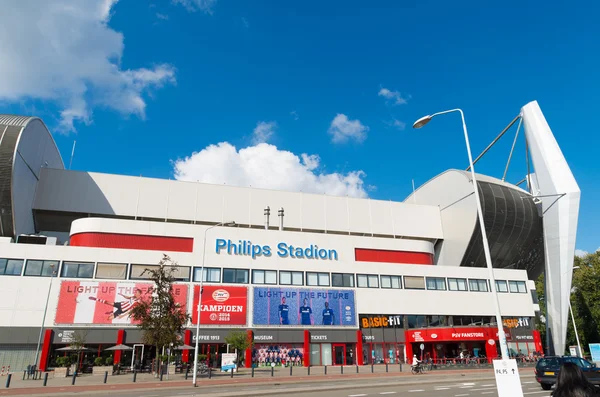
[192, 285, 248, 326]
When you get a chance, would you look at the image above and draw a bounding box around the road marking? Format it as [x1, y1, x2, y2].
[462, 383, 475, 385]
[459, 386, 473, 388]
[380, 393, 397, 395]
[455, 394, 470, 397]
[349, 394, 368, 397]
[523, 381, 535, 384]
[435, 387, 450, 390]
[523, 392, 549, 395]
[408, 390, 424, 393]
[481, 384, 494, 387]
[482, 392, 494, 395]
[471, 387, 496, 391]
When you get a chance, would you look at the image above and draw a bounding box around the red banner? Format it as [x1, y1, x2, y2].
[55, 281, 188, 325]
[192, 285, 248, 325]
[406, 326, 512, 343]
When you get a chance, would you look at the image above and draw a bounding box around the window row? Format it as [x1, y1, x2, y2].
[0, 258, 528, 293]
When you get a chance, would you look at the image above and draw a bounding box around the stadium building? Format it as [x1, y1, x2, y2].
[0, 101, 579, 372]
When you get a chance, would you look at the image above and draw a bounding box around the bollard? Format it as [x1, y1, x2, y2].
[289, 365, 292, 376]
[209, 367, 212, 379]
[308, 366, 311, 376]
[23, 371, 26, 380]
[324, 366, 327, 375]
[5, 373, 12, 388]
[341, 365, 344, 375]
[133, 370, 137, 383]
[371, 364, 374, 373]
[104, 371, 108, 384]
[160, 368, 163, 382]
[271, 366, 274, 377]
[399, 363, 402, 372]
[43, 372, 49, 386]
[230, 368, 233, 378]
[185, 368, 188, 380]
[251, 367, 255, 378]
[386, 363, 389, 373]
[71, 371, 77, 385]
[356, 365, 359, 374]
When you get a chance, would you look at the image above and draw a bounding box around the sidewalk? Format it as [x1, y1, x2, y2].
[0, 366, 534, 396]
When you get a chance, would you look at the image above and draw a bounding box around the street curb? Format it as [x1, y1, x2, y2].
[0, 370, 536, 397]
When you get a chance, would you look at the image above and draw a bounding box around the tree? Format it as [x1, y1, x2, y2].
[224, 330, 252, 369]
[129, 255, 190, 375]
[70, 330, 88, 374]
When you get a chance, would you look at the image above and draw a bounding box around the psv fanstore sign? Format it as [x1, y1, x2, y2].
[192, 285, 248, 326]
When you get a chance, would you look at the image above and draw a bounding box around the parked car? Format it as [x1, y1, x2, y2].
[535, 356, 600, 390]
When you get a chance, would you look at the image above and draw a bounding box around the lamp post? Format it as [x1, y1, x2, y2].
[193, 221, 235, 387]
[33, 263, 57, 370]
[413, 109, 509, 360]
[564, 266, 582, 357]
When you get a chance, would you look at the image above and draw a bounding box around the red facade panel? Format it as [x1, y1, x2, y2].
[70, 232, 194, 253]
[355, 248, 433, 265]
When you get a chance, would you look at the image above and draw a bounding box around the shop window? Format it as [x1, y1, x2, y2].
[24, 260, 59, 277]
[280, 271, 303, 285]
[357, 274, 379, 288]
[252, 269, 277, 285]
[223, 268, 249, 284]
[192, 267, 221, 282]
[95, 263, 127, 279]
[495, 280, 509, 293]
[131, 264, 190, 281]
[509, 280, 527, 293]
[426, 277, 446, 291]
[62, 261, 95, 278]
[332, 273, 354, 288]
[307, 272, 330, 286]
[407, 315, 426, 328]
[427, 315, 447, 327]
[448, 278, 467, 291]
[404, 276, 425, 290]
[0, 259, 24, 276]
[531, 289, 539, 304]
[381, 275, 402, 289]
[468, 279, 489, 292]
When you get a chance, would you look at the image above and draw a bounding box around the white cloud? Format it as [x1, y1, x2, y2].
[252, 121, 277, 144]
[172, 142, 368, 198]
[290, 110, 299, 120]
[0, 0, 175, 132]
[575, 249, 588, 258]
[328, 114, 369, 144]
[388, 118, 406, 130]
[156, 13, 169, 20]
[172, 0, 217, 14]
[378, 87, 409, 105]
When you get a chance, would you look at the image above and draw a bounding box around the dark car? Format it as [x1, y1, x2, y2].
[535, 356, 600, 390]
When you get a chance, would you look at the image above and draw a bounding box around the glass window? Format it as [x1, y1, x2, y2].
[252, 270, 277, 285]
[404, 276, 425, 290]
[61, 261, 94, 278]
[307, 272, 329, 286]
[130, 264, 189, 281]
[381, 275, 402, 289]
[332, 273, 355, 288]
[0, 259, 24, 276]
[24, 260, 58, 277]
[495, 280, 509, 293]
[193, 267, 221, 282]
[426, 277, 446, 291]
[448, 278, 468, 291]
[223, 268, 249, 284]
[280, 271, 303, 285]
[469, 279, 489, 292]
[407, 315, 426, 328]
[356, 274, 378, 288]
[95, 263, 127, 279]
[509, 280, 527, 293]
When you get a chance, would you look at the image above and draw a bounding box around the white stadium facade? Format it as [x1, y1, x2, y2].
[0, 101, 579, 372]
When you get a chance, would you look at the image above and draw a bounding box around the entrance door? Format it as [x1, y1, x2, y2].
[131, 344, 144, 371]
[333, 344, 346, 366]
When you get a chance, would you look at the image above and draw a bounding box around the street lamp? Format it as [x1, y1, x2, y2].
[33, 263, 57, 370]
[413, 109, 509, 360]
[192, 221, 236, 387]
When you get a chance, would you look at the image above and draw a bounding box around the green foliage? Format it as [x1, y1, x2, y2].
[94, 357, 104, 366]
[105, 356, 113, 366]
[225, 330, 252, 367]
[129, 254, 191, 363]
[198, 354, 207, 362]
[56, 356, 72, 368]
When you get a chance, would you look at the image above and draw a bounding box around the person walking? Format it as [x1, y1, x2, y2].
[551, 362, 599, 397]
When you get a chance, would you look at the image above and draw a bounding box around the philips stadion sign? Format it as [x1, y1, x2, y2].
[215, 238, 338, 260]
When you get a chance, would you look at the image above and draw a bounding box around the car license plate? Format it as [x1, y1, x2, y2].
[544, 372, 555, 376]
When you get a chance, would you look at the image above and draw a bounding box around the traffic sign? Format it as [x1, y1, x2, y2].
[493, 359, 523, 397]
[419, 343, 424, 351]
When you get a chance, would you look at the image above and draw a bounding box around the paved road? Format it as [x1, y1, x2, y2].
[15, 375, 542, 397]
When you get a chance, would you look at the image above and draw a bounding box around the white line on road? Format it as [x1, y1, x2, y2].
[435, 387, 450, 390]
[455, 394, 470, 397]
[523, 381, 535, 384]
[523, 392, 549, 395]
[462, 383, 476, 385]
[481, 384, 494, 387]
[408, 390, 424, 393]
[349, 394, 368, 397]
[380, 393, 397, 395]
[481, 392, 494, 395]
[459, 386, 473, 388]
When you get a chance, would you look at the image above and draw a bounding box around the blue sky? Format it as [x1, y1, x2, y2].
[0, 0, 598, 253]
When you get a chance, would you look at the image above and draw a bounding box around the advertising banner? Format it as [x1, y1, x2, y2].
[54, 281, 188, 325]
[252, 287, 356, 327]
[590, 344, 600, 362]
[221, 353, 237, 372]
[192, 285, 248, 326]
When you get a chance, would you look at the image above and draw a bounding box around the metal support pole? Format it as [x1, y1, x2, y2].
[22, 371, 26, 380]
[34, 266, 56, 372]
[160, 368, 163, 382]
[133, 370, 137, 383]
[356, 365, 359, 373]
[271, 366, 274, 377]
[103, 371, 108, 384]
[324, 366, 327, 375]
[251, 367, 255, 377]
[5, 374, 12, 388]
[371, 364, 374, 373]
[71, 372, 76, 385]
[43, 372, 48, 386]
[386, 363, 388, 373]
[308, 366, 311, 376]
[208, 367, 212, 379]
[341, 365, 343, 374]
[290, 365, 292, 376]
[230, 368, 233, 378]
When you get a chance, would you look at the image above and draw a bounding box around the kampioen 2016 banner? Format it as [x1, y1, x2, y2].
[252, 287, 356, 327]
[54, 281, 188, 325]
[192, 285, 248, 325]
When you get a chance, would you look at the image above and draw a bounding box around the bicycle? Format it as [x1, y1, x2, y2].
[198, 362, 209, 374]
[411, 364, 425, 375]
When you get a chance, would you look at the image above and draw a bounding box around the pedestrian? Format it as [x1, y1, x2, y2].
[551, 362, 599, 397]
